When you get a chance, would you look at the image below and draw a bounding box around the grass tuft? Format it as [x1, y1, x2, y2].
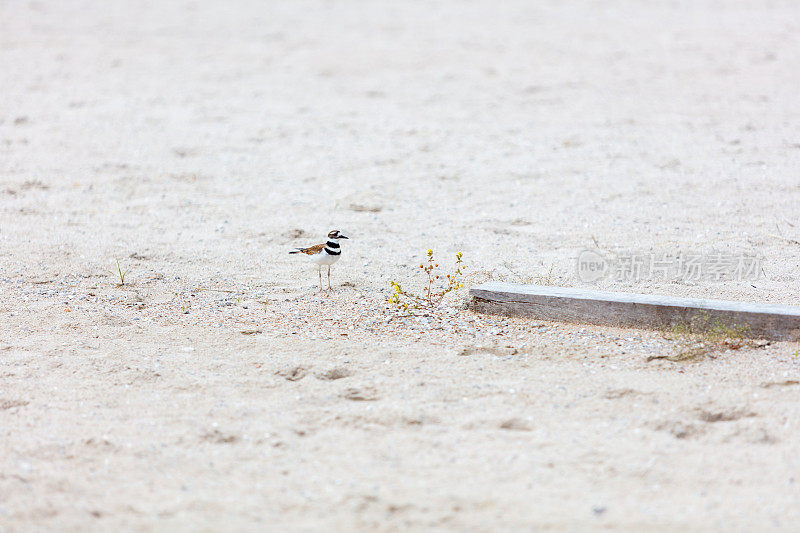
[660, 311, 754, 361]
[112, 258, 129, 286]
[470, 262, 559, 286]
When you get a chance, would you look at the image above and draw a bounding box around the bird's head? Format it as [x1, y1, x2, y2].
[328, 229, 349, 240]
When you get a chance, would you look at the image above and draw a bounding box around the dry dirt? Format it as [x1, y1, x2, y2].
[2, 0, 800, 531]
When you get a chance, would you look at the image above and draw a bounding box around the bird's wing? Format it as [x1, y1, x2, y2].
[293, 243, 326, 255]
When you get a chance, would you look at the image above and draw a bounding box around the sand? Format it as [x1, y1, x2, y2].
[2, 0, 800, 530]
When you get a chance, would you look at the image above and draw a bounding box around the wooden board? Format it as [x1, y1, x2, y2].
[470, 282, 800, 341]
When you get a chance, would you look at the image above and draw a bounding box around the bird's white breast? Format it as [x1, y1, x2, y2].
[311, 252, 340, 266]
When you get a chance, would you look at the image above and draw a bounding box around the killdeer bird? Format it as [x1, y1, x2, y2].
[289, 230, 349, 291]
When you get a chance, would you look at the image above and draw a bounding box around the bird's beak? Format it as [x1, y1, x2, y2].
[339, 235, 349, 239]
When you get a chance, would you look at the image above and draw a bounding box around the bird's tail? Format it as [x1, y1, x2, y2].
[289, 249, 301, 254]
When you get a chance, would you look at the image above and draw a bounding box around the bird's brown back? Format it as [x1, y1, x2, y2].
[291, 243, 325, 255]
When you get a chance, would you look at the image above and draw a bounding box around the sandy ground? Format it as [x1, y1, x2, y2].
[2, 0, 800, 530]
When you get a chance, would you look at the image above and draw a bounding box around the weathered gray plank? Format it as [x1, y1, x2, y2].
[470, 282, 800, 341]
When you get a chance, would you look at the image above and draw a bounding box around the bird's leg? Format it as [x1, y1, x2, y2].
[318, 266, 322, 291]
[327, 265, 332, 291]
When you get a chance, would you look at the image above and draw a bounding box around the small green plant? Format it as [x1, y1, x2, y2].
[112, 258, 129, 286]
[390, 250, 465, 314]
[661, 311, 753, 361]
